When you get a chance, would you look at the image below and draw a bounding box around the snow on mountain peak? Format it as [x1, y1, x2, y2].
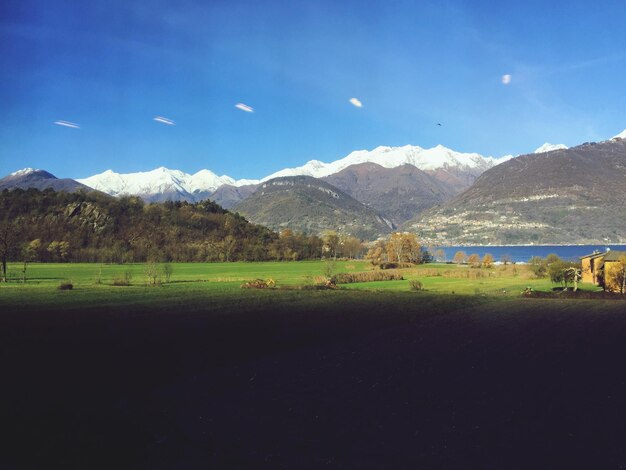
[75, 143, 513, 201]
[188, 169, 236, 193]
[612, 129, 626, 140]
[10, 168, 39, 177]
[78, 167, 255, 199]
[533, 143, 568, 154]
[261, 144, 496, 182]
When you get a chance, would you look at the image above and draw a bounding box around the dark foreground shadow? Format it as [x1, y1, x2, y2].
[2, 298, 626, 469]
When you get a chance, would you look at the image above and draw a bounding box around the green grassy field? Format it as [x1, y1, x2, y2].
[3, 260, 626, 468]
[4, 259, 373, 287]
[0, 260, 607, 313]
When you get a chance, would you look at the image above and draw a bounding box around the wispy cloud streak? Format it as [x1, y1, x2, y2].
[154, 116, 175, 125]
[54, 120, 80, 128]
[349, 97, 363, 108]
[557, 53, 626, 74]
[235, 103, 254, 113]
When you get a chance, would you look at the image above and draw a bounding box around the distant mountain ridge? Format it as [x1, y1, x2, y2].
[66, 144, 510, 202]
[233, 175, 394, 240]
[260, 144, 505, 181]
[4, 130, 626, 242]
[77, 167, 257, 203]
[0, 168, 91, 193]
[208, 183, 259, 210]
[407, 137, 626, 245]
[322, 163, 458, 225]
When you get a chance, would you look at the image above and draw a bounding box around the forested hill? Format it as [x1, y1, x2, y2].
[0, 188, 286, 263]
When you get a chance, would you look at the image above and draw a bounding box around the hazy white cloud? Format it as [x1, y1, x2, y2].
[154, 116, 175, 125]
[235, 103, 254, 113]
[54, 120, 79, 128]
[501, 74, 512, 85]
[349, 97, 363, 108]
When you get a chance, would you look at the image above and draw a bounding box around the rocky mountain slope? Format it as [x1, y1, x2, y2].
[233, 176, 394, 240]
[322, 163, 458, 225]
[208, 183, 259, 210]
[407, 138, 626, 245]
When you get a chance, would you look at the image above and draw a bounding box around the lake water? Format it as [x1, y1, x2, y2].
[434, 245, 626, 263]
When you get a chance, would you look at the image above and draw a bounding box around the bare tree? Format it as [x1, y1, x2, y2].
[341, 236, 363, 259]
[322, 231, 340, 260]
[563, 267, 582, 292]
[21, 239, 41, 283]
[0, 219, 16, 282]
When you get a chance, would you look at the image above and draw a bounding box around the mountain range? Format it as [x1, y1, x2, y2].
[74, 144, 509, 203]
[2, 131, 625, 243]
[77, 167, 257, 203]
[408, 136, 626, 245]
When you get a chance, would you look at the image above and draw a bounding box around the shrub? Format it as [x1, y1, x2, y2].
[162, 263, 173, 283]
[144, 261, 161, 286]
[322, 260, 337, 278]
[409, 280, 423, 291]
[529, 256, 547, 278]
[58, 282, 73, 290]
[379, 262, 413, 270]
[112, 271, 133, 286]
[313, 276, 337, 289]
[549, 260, 580, 287]
[241, 278, 276, 289]
[334, 270, 404, 284]
[298, 278, 336, 290]
[94, 266, 103, 285]
[418, 269, 443, 277]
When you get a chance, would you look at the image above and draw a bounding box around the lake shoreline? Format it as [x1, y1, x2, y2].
[433, 244, 626, 263]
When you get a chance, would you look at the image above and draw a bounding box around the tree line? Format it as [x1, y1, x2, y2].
[0, 188, 340, 278]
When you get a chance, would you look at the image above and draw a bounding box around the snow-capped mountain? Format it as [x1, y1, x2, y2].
[77, 167, 257, 202]
[0, 168, 90, 192]
[10, 168, 41, 177]
[74, 144, 508, 202]
[612, 128, 626, 140]
[533, 143, 568, 153]
[261, 144, 504, 181]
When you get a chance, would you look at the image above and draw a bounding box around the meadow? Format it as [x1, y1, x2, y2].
[0, 259, 604, 314]
[3, 260, 626, 468]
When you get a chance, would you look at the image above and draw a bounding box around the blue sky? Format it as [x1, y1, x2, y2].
[1, 0, 626, 180]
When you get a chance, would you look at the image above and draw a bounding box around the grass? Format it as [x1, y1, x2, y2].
[0, 261, 612, 313]
[8, 260, 372, 287]
[0, 261, 598, 303]
[2, 260, 626, 468]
